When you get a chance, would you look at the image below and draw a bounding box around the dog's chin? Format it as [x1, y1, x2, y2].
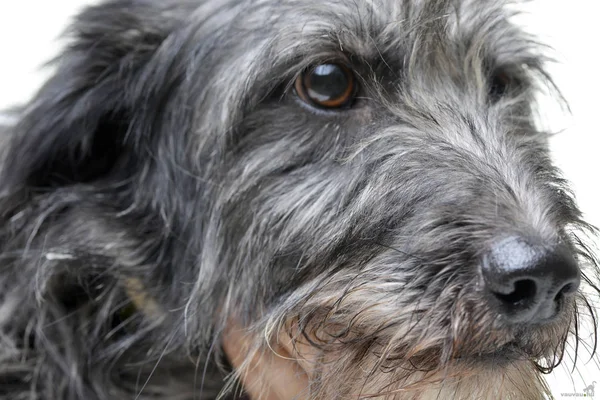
[390, 340, 543, 376]
[450, 343, 533, 369]
[258, 336, 547, 399]
[449, 322, 570, 369]
[442, 298, 575, 369]
[225, 315, 560, 399]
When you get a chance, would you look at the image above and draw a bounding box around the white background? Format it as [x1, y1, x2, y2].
[0, 1, 598, 398]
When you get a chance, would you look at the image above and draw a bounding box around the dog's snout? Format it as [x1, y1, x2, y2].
[481, 236, 580, 324]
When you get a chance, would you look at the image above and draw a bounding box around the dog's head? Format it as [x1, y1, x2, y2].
[1, 0, 598, 399]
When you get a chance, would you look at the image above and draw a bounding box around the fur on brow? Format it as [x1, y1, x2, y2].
[0, 0, 598, 399]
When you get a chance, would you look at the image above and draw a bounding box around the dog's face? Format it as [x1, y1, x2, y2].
[1, 0, 597, 399]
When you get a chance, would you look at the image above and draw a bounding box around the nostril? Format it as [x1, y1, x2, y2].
[555, 282, 577, 302]
[492, 279, 537, 306]
[561, 282, 577, 294]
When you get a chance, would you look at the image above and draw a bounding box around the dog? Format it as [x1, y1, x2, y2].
[0, 0, 597, 399]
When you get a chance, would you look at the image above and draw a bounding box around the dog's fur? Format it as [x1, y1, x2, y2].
[0, 0, 598, 399]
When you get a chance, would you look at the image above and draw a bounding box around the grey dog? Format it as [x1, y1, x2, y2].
[0, 0, 597, 399]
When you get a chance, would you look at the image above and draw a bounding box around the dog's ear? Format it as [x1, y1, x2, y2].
[2, 2, 184, 190]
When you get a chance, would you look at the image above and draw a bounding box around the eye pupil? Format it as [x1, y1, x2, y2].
[305, 65, 350, 103]
[295, 63, 355, 109]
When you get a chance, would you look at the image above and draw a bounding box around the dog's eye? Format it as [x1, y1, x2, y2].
[489, 69, 515, 101]
[295, 64, 356, 109]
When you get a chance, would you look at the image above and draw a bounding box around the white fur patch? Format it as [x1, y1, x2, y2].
[44, 252, 75, 261]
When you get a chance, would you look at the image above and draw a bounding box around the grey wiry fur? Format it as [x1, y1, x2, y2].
[0, 0, 598, 399]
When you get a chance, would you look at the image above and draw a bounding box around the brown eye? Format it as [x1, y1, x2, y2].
[295, 63, 356, 109]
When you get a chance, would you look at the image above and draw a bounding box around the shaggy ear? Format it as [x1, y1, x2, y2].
[2, 2, 183, 189]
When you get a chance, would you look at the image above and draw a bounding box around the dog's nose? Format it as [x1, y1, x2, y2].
[481, 236, 580, 324]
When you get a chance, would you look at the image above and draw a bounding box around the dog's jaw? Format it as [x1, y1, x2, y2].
[223, 320, 550, 400]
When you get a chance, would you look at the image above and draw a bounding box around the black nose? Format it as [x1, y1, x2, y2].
[481, 236, 580, 324]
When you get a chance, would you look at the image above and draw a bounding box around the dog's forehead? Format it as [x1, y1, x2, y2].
[180, 0, 532, 78]
[231, 1, 513, 52]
